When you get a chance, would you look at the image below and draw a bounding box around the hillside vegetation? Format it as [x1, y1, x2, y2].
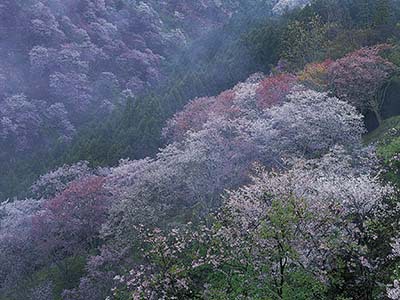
[2, 0, 400, 299]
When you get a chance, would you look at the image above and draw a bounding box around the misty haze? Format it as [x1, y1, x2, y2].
[1, 0, 400, 299]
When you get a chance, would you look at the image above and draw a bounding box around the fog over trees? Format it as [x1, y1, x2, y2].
[2, 0, 400, 299]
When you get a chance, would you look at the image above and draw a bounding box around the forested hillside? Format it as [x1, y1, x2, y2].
[0, 0, 274, 199]
[2, 0, 400, 299]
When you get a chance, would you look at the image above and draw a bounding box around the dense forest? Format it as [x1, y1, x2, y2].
[2, 0, 400, 299]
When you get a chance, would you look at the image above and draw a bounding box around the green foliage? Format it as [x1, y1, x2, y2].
[378, 135, 400, 162]
[242, 19, 284, 70]
[374, 0, 391, 26]
[366, 118, 400, 186]
[281, 14, 330, 70]
[0, 255, 88, 300]
[387, 44, 400, 66]
[203, 267, 325, 300]
[364, 117, 399, 144]
[41, 256, 87, 300]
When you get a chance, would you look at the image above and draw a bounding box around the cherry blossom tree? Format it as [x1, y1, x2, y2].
[104, 115, 258, 246]
[0, 94, 43, 154]
[162, 96, 216, 142]
[387, 238, 400, 299]
[162, 74, 266, 143]
[0, 199, 43, 299]
[112, 147, 393, 299]
[107, 80, 367, 249]
[328, 45, 396, 123]
[29, 281, 54, 300]
[256, 73, 298, 109]
[32, 176, 111, 261]
[49, 71, 93, 116]
[30, 161, 94, 199]
[0, 0, 243, 167]
[249, 89, 365, 163]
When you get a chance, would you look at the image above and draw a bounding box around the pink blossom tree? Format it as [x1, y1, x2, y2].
[249, 89, 365, 163]
[256, 73, 298, 109]
[328, 45, 396, 123]
[111, 147, 393, 299]
[0, 199, 43, 298]
[32, 176, 111, 261]
[30, 161, 93, 199]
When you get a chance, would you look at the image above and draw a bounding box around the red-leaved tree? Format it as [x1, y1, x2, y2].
[328, 45, 396, 123]
[256, 73, 298, 109]
[32, 176, 110, 261]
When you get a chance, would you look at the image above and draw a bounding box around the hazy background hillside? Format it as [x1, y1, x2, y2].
[3, 0, 400, 299]
[0, 0, 280, 200]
